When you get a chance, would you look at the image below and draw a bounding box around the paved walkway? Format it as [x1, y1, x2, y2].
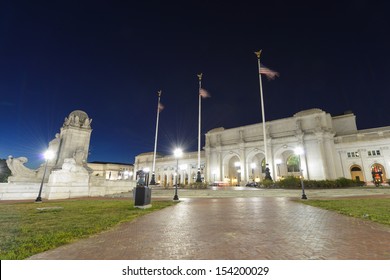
[29, 195, 390, 260]
[121, 186, 390, 199]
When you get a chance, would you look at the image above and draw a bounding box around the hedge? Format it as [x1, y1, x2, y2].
[258, 176, 365, 189]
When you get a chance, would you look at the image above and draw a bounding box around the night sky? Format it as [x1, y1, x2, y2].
[1, 0, 390, 168]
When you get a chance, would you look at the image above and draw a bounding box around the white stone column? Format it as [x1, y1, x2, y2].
[239, 148, 246, 185]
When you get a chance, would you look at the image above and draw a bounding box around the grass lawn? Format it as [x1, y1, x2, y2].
[301, 198, 390, 226]
[0, 199, 176, 260]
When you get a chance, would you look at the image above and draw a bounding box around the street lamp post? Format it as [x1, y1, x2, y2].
[35, 150, 55, 202]
[294, 147, 307, 199]
[173, 148, 183, 201]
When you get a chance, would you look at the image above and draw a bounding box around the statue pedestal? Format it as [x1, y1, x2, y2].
[47, 159, 90, 199]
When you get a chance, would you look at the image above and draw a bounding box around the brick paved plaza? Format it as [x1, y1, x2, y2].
[28, 188, 390, 260]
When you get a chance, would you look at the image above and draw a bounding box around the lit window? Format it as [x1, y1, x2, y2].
[347, 152, 360, 158]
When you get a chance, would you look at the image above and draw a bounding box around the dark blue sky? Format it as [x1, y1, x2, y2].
[1, 0, 390, 168]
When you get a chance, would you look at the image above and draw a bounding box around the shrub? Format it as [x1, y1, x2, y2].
[273, 177, 364, 189]
[277, 176, 300, 188]
[187, 182, 208, 189]
[335, 177, 351, 187]
[260, 179, 274, 188]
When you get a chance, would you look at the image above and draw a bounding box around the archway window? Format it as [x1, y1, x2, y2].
[287, 155, 300, 172]
[350, 165, 364, 182]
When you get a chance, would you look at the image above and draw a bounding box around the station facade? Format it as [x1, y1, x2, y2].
[134, 109, 390, 186]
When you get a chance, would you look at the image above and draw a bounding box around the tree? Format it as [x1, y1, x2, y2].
[0, 158, 11, 182]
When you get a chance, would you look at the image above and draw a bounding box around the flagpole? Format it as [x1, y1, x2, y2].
[150, 90, 162, 185]
[255, 50, 272, 181]
[196, 73, 203, 182]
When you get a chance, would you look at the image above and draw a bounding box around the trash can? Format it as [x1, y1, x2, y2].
[133, 170, 152, 208]
[134, 186, 152, 208]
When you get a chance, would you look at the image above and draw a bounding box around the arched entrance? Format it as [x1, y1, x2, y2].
[223, 155, 241, 186]
[247, 152, 265, 182]
[371, 164, 386, 184]
[350, 165, 364, 182]
[274, 149, 300, 179]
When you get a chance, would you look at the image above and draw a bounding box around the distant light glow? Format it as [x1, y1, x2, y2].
[275, 159, 282, 165]
[234, 161, 241, 167]
[250, 163, 256, 169]
[294, 147, 304, 155]
[143, 167, 150, 173]
[174, 148, 183, 158]
[44, 150, 55, 160]
[179, 164, 187, 170]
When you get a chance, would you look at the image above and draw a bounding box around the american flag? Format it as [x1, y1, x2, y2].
[158, 102, 164, 112]
[199, 88, 210, 98]
[260, 65, 279, 80]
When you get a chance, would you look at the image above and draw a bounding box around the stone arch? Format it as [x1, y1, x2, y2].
[371, 163, 386, 183]
[246, 151, 265, 182]
[222, 152, 241, 186]
[163, 174, 167, 187]
[170, 173, 174, 186]
[156, 174, 161, 185]
[276, 149, 298, 178]
[350, 164, 364, 182]
[273, 146, 293, 179]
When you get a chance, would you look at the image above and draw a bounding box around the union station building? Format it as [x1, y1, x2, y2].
[134, 108, 390, 186]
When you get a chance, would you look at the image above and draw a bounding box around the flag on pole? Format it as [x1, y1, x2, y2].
[158, 102, 164, 112]
[260, 64, 279, 80]
[199, 88, 210, 98]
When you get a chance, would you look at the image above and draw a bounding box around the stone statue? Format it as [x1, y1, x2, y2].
[6, 156, 38, 182]
[73, 149, 85, 165]
[239, 130, 244, 142]
[82, 117, 92, 128]
[61, 158, 88, 173]
[136, 170, 146, 187]
[74, 115, 80, 126]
